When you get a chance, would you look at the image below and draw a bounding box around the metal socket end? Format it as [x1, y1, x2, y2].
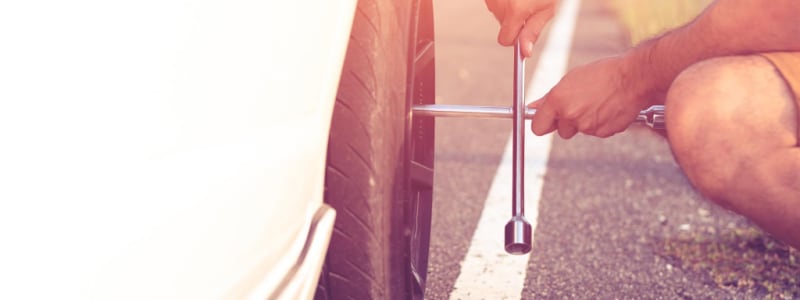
[636, 105, 666, 129]
[504, 216, 532, 255]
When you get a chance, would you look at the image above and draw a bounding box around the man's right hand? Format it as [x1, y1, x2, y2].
[484, 0, 558, 57]
[529, 55, 655, 139]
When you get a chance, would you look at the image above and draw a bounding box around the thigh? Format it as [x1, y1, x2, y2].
[665, 54, 800, 246]
[761, 52, 800, 140]
[665, 54, 798, 201]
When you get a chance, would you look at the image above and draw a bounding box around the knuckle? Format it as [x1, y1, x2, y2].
[577, 121, 592, 133]
[548, 89, 564, 102]
[561, 108, 579, 120]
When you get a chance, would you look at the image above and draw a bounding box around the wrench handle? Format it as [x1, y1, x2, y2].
[412, 104, 666, 129]
[505, 41, 533, 255]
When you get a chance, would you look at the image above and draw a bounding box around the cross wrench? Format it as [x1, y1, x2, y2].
[411, 41, 665, 255]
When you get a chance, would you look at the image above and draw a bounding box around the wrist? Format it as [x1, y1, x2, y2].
[618, 48, 666, 107]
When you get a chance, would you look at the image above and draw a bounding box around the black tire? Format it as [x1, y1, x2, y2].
[315, 0, 435, 299]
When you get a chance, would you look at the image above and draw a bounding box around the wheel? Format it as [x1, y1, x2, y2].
[315, 0, 435, 299]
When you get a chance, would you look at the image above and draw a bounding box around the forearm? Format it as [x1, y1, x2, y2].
[624, 0, 800, 104]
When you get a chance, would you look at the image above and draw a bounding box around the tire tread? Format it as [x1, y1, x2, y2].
[317, 0, 418, 299]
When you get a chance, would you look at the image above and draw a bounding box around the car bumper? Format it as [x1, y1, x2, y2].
[262, 204, 336, 300]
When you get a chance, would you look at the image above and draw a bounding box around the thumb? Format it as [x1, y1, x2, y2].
[518, 8, 555, 57]
[527, 98, 544, 109]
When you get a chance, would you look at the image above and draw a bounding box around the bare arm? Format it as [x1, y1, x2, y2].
[530, 0, 800, 138]
[630, 0, 800, 104]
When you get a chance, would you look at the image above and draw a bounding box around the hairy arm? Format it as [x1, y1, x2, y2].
[529, 0, 800, 138]
[630, 0, 800, 104]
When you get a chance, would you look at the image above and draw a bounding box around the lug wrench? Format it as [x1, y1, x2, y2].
[411, 41, 665, 255]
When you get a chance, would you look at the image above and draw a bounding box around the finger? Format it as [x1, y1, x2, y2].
[593, 106, 637, 137]
[484, 0, 504, 21]
[497, 11, 526, 46]
[531, 101, 557, 136]
[593, 125, 620, 138]
[517, 7, 555, 57]
[557, 120, 578, 139]
[575, 110, 599, 135]
[527, 98, 544, 109]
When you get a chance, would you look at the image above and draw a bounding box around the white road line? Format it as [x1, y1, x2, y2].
[448, 0, 581, 299]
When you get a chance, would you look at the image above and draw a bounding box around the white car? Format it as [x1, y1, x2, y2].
[0, 0, 435, 299]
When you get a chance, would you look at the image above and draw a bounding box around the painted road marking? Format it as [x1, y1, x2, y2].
[448, 0, 581, 298]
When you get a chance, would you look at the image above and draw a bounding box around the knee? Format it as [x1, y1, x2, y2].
[664, 56, 769, 204]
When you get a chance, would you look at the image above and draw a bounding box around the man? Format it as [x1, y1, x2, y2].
[485, 0, 800, 248]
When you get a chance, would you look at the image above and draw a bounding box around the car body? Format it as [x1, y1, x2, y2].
[0, 0, 357, 298]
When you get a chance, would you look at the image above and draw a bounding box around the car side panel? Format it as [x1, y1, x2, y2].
[0, 0, 354, 299]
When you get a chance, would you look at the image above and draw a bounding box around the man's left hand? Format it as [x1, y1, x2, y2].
[484, 0, 558, 57]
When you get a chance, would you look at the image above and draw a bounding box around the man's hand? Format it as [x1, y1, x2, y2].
[485, 0, 558, 57]
[529, 56, 655, 138]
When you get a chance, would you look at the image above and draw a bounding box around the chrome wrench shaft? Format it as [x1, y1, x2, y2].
[412, 104, 666, 129]
[504, 41, 532, 255]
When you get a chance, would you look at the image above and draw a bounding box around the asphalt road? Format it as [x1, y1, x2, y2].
[425, 0, 799, 299]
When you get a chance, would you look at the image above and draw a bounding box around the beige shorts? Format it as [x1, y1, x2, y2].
[760, 52, 800, 139]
